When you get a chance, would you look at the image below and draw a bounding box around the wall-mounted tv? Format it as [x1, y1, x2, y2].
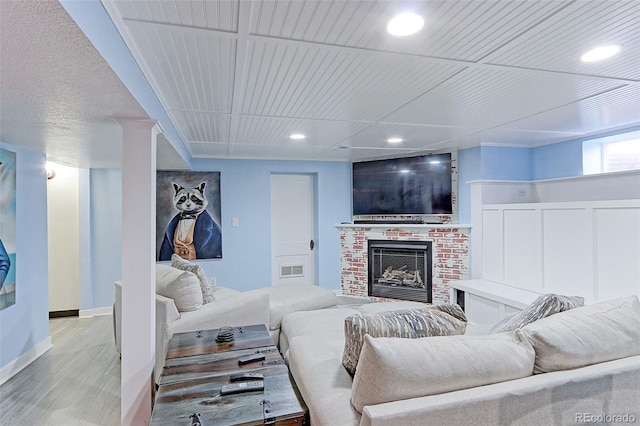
[352, 153, 452, 216]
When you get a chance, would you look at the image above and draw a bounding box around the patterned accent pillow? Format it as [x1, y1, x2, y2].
[171, 254, 215, 303]
[342, 305, 467, 376]
[490, 293, 584, 334]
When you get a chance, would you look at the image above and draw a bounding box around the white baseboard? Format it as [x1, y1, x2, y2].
[0, 337, 52, 386]
[79, 306, 112, 318]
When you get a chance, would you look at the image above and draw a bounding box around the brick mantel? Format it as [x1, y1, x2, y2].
[336, 223, 471, 303]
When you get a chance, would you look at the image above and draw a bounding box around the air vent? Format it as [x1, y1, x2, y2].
[280, 265, 304, 278]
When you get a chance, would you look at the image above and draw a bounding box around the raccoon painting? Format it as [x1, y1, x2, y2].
[159, 181, 222, 260]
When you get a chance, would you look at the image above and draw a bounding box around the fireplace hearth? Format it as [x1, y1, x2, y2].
[368, 240, 432, 303]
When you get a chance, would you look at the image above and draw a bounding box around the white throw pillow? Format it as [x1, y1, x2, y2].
[350, 331, 535, 413]
[171, 254, 215, 303]
[156, 264, 203, 312]
[520, 295, 640, 374]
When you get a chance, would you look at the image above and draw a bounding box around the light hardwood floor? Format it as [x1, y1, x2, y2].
[0, 315, 120, 425]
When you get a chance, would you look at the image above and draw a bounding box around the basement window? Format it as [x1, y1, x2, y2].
[583, 130, 640, 175]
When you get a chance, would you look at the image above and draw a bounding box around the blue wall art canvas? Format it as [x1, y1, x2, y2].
[0, 148, 17, 310]
[156, 171, 222, 260]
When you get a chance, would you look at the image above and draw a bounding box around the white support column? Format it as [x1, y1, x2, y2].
[118, 119, 161, 425]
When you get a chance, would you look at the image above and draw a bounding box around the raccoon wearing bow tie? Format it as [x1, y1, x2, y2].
[159, 182, 222, 260]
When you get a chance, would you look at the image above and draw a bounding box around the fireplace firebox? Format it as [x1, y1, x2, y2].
[368, 240, 432, 303]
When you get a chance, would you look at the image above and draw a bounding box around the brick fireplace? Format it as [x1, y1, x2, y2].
[336, 224, 471, 303]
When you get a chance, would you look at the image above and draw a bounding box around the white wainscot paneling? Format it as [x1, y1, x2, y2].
[482, 210, 500, 281]
[478, 200, 639, 302]
[465, 293, 501, 327]
[503, 209, 539, 290]
[542, 208, 592, 297]
[594, 207, 640, 299]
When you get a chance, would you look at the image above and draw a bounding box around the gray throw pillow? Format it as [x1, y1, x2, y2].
[342, 304, 467, 376]
[490, 293, 584, 334]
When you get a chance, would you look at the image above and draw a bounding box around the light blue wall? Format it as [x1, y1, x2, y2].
[0, 143, 49, 370]
[458, 141, 585, 195]
[457, 146, 533, 223]
[90, 159, 351, 295]
[457, 147, 481, 224]
[85, 139, 596, 301]
[481, 146, 533, 181]
[532, 139, 583, 180]
[189, 158, 352, 291]
[89, 169, 123, 309]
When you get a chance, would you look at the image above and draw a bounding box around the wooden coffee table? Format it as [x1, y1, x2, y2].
[151, 324, 308, 425]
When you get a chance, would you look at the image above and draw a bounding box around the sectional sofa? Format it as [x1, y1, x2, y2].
[113, 263, 337, 383]
[281, 296, 640, 425]
[114, 260, 640, 425]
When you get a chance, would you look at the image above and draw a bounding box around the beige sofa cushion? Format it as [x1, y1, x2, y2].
[280, 308, 359, 358]
[287, 334, 361, 425]
[254, 283, 337, 330]
[351, 331, 535, 414]
[155, 264, 203, 312]
[521, 295, 640, 374]
[342, 305, 467, 375]
[491, 293, 584, 333]
[171, 254, 215, 303]
[356, 301, 428, 314]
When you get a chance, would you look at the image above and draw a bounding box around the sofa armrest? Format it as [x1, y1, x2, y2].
[156, 292, 181, 326]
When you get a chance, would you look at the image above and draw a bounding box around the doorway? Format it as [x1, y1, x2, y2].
[270, 174, 316, 286]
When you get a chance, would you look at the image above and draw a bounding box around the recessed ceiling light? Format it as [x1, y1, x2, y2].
[387, 12, 424, 37]
[387, 137, 403, 143]
[580, 45, 622, 62]
[290, 134, 306, 140]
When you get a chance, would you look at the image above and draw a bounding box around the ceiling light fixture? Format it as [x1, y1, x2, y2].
[387, 137, 403, 144]
[290, 134, 306, 140]
[45, 162, 56, 180]
[580, 44, 622, 62]
[387, 12, 424, 37]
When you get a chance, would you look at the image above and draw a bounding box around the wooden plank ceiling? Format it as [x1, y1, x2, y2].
[103, 0, 640, 161]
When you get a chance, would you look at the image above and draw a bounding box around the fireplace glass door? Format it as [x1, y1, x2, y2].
[368, 240, 432, 303]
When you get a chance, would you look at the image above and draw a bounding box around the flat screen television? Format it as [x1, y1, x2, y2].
[352, 153, 452, 216]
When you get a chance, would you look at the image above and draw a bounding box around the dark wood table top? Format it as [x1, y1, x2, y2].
[166, 324, 275, 360]
[160, 346, 283, 386]
[153, 324, 308, 425]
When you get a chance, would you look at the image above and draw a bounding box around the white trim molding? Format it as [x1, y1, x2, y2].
[79, 306, 113, 318]
[0, 337, 52, 386]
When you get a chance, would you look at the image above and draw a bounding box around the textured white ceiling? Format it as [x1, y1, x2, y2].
[0, 1, 187, 169]
[102, 0, 640, 162]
